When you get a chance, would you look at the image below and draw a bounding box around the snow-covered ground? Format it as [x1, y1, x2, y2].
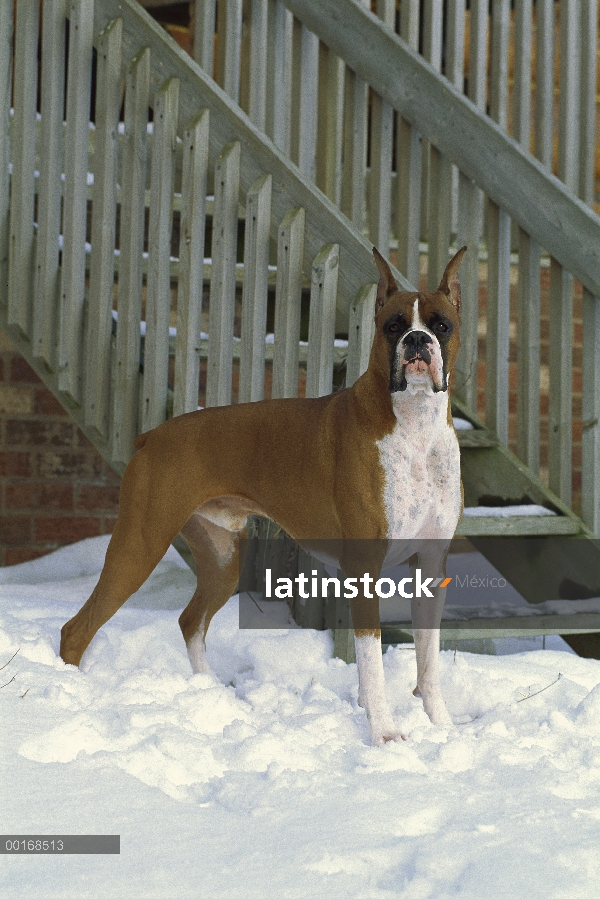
[2, 536, 600, 898]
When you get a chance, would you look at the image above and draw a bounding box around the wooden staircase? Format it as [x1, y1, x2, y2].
[2, 0, 600, 652]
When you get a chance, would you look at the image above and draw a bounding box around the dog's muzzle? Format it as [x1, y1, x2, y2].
[392, 330, 446, 394]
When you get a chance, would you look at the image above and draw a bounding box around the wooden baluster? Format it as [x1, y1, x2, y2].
[111, 49, 150, 468]
[206, 142, 241, 407]
[85, 18, 123, 439]
[173, 110, 210, 417]
[272, 207, 305, 399]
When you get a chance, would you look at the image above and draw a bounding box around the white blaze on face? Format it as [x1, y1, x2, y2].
[398, 299, 445, 393]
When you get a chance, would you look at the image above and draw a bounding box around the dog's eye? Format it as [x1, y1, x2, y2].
[434, 321, 450, 334]
[388, 322, 401, 333]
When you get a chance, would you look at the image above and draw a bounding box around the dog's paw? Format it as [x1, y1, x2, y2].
[369, 722, 406, 745]
[421, 695, 452, 727]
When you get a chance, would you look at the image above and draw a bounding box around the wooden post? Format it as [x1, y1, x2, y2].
[173, 110, 210, 418]
[142, 78, 180, 433]
[85, 18, 123, 439]
[206, 141, 241, 408]
[272, 207, 305, 399]
[34, 0, 66, 370]
[58, 0, 94, 406]
[8, 0, 39, 339]
[111, 48, 150, 467]
[239, 173, 272, 403]
[306, 244, 339, 399]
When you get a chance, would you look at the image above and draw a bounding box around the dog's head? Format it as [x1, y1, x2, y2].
[371, 247, 466, 395]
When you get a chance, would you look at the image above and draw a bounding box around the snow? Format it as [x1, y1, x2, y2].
[2, 536, 600, 898]
[462, 503, 556, 518]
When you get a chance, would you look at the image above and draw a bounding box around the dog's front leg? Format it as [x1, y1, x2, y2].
[354, 629, 406, 744]
[411, 627, 452, 726]
[411, 547, 452, 726]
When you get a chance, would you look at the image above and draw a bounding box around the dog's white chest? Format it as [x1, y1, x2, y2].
[376, 403, 461, 540]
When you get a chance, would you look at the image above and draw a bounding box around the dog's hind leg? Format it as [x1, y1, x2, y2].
[178, 511, 243, 675]
[60, 451, 199, 667]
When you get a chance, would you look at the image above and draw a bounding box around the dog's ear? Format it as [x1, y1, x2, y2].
[437, 245, 467, 316]
[373, 247, 398, 314]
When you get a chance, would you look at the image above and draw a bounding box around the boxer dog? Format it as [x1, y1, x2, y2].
[61, 246, 466, 745]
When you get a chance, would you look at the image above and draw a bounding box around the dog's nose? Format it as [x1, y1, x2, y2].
[403, 330, 432, 358]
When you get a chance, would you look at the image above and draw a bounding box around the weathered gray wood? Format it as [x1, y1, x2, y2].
[112, 48, 150, 467]
[306, 244, 339, 398]
[396, 0, 420, 285]
[548, 258, 573, 504]
[280, 0, 600, 298]
[173, 110, 210, 418]
[8, 0, 38, 337]
[581, 288, 600, 535]
[445, 0, 465, 237]
[272, 207, 305, 399]
[579, 0, 597, 206]
[454, 174, 480, 413]
[267, 0, 292, 154]
[248, 0, 268, 130]
[340, 0, 368, 231]
[456, 516, 580, 537]
[513, 0, 532, 149]
[333, 621, 356, 664]
[368, 1, 394, 254]
[206, 141, 241, 407]
[93, 0, 414, 325]
[396, 121, 421, 286]
[490, 0, 510, 131]
[346, 284, 375, 388]
[369, 90, 393, 254]
[0, 0, 11, 310]
[239, 173, 272, 403]
[427, 145, 452, 289]
[468, 0, 488, 111]
[557, 0, 580, 192]
[516, 230, 541, 474]
[142, 77, 179, 433]
[193, 0, 216, 73]
[486, 202, 511, 445]
[295, 23, 319, 182]
[85, 17, 123, 439]
[317, 43, 344, 206]
[534, 0, 554, 169]
[456, 430, 498, 449]
[420, 0, 442, 241]
[58, 0, 94, 404]
[33, 0, 65, 369]
[217, 0, 242, 104]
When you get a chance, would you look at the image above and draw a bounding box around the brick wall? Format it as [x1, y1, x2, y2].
[0, 332, 120, 566]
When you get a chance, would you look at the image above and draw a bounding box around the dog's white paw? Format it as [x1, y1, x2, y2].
[421, 693, 452, 727]
[369, 719, 406, 745]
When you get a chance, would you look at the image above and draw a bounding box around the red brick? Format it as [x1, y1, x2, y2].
[39, 483, 74, 511]
[34, 516, 102, 543]
[4, 547, 50, 565]
[36, 451, 105, 480]
[0, 451, 32, 477]
[5, 482, 37, 510]
[10, 356, 42, 385]
[5, 419, 76, 447]
[33, 389, 68, 416]
[0, 516, 31, 544]
[75, 484, 120, 513]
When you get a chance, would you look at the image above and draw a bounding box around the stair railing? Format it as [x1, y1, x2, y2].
[193, 0, 600, 533]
